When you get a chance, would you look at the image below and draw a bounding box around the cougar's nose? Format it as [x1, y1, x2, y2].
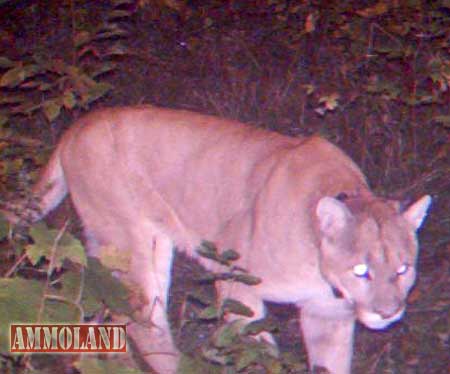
[374, 302, 404, 319]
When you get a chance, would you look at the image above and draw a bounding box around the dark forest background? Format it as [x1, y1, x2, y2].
[0, 1, 448, 373]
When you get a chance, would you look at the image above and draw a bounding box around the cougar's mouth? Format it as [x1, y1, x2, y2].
[358, 308, 405, 330]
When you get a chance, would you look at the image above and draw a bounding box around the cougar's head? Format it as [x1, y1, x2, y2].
[316, 194, 431, 329]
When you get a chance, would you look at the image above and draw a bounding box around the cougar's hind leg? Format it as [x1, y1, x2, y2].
[126, 232, 179, 374]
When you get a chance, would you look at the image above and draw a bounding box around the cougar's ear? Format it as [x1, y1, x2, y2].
[402, 195, 432, 230]
[316, 197, 353, 237]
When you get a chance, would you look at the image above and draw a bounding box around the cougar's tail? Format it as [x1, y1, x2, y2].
[1, 146, 68, 225]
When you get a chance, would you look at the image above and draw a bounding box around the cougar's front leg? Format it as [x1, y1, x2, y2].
[217, 282, 276, 347]
[126, 233, 179, 374]
[300, 306, 355, 374]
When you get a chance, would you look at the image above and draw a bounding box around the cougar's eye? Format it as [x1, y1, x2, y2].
[353, 263, 369, 278]
[397, 264, 409, 275]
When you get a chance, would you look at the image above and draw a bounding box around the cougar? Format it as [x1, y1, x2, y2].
[2, 106, 431, 373]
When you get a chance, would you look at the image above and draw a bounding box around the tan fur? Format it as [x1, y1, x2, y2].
[4, 106, 431, 374]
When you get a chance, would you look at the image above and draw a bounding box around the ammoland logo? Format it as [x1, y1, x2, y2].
[10, 324, 127, 353]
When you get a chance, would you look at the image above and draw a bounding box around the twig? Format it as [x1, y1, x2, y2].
[44, 293, 85, 319]
[37, 220, 70, 323]
[368, 341, 391, 374]
[0, 136, 43, 147]
[75, 265, 85, 306]
[4, 252, 27, 278]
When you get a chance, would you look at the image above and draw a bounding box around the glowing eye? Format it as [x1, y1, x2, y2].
[353, 263, 369, 277]
[397, 264, 409, 275]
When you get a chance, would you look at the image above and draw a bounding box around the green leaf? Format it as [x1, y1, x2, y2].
[80, 82, 112, 106]
[46, 58, 68, 75]
[0, 64, 40, 87]
[197, 241, 221, 262]
[90, 62, 116, 78]
[42, 99, 62, 122]
[214, 320, 241, 348]
[0, 56, 15, 68]
[318, 93, 339, 110]
[0, 278, 43, 352]
[0, 113, 9, 127]
[233, 273, 262, 286]
[105, 43, 128, 56]
[62, 91, 77, 109]
[26, 222, 87, 269]
[243, 319, 278, 336]
[262, 356, 283, 374]
[82, 257, 132, 316]
[11, 100, 41, 115]
[0, 66, 26, 87]
[107, 10, 134, 20]
[56, 270, 84, 301]
[187, 289, 213, 305]
[0, 215, 9, 238]
[75, 357, 142, 374]
[204, 17, 213, 27]
[68, 67, 93, 86]
[202, 347, 233, 365]
[221, 249, 240, 262]
[222, 298, 254, 317]
[0, 95, 25, 104]
[0, 113, 8, 127]
[198, 306, 220, 320]
[20, 80, 43, 89]
[177, 353, 221, 374]
[355, 2, 388, 17]
[367, 80, 400, 98]
[99, 244, 131, 272]
[21, 65, 41, 77]
[41, 296, 81, 322]
[196, 241, 239, 266]
[93, 25, 129, 41]
[38, 82, 53, 91]
[111, 0, 135, 6]
[198, 240, 218, 253]
[73, 31, 93, 48]
[236, 346, 260, 371]
[0, 278, 80, 352]
[195, 271, 221, 283]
